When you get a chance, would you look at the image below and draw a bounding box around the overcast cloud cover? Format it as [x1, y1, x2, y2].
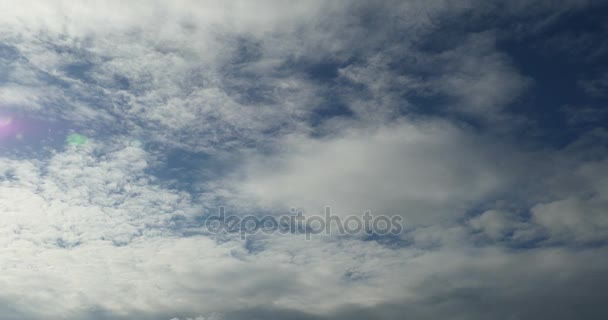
[1, 1, 608, 319]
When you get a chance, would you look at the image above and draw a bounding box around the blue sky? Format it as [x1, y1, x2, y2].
[0, 1, 607, 319]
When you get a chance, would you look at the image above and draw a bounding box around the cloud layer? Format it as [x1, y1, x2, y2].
[0, 1, 607, 319]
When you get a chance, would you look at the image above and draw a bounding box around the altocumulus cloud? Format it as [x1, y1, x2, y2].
[1, 1, 608, 319]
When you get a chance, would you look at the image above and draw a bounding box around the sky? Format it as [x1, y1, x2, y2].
[0, 1, 608, 319]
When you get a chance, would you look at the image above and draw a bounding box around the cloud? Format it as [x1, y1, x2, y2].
[0, 0, 338, 151]
[579, 73, 608, 98]
[531, 156, 608, 243]
[0, 0, 537, 151]
[468, 209, 536, 242]
[225, 118, 517, 225]
[0, 138, 194, 248]
[0, 1, 607, 319]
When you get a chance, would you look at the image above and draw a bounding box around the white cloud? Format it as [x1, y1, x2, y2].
[0, 138, 193, 248]
[436, 32, 532, 117]
[0, 0, 535, 152]
[0, 1, 606, 319]
[226, 119, 514, 224]
[531, 157, 608, 243]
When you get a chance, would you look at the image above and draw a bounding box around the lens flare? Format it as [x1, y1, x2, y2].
[0, 116, 17, 140]
[0, 116, 12, 127]
[66, 133, 88, 146]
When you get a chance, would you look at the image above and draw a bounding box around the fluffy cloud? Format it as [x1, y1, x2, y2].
[0, 139, 193, 248]
[0, 1, 607, 319]
[228, 119, 516, 224]
[531, 157, 608, 243]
